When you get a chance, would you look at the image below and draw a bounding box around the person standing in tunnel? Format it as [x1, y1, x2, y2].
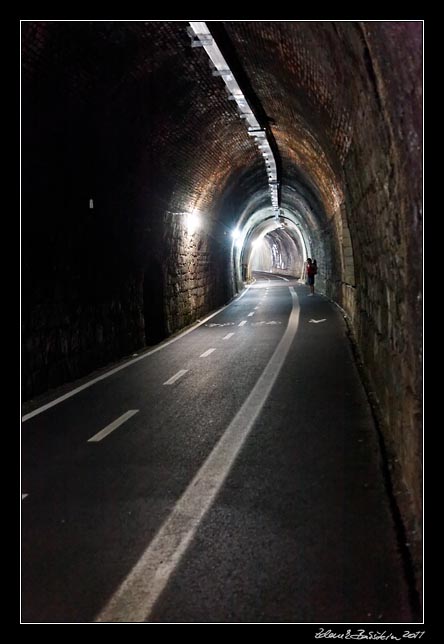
[306, 257, 316, 295]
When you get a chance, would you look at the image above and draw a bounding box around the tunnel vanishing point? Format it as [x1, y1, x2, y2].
[21, 21, 423, 601]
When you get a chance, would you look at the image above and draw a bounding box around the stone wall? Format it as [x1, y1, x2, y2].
[163, 215, 231, 334]
[22, 270, 145, 400]
[21, 21, 256, 399]
[341, 22, 423, 581]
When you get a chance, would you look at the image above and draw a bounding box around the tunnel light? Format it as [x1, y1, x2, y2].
[186, 210, 199, 235]
[232, 228, 243, 249]
[189, 21, 280, 218]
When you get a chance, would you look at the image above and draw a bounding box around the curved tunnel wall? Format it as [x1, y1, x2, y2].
[21, 21, 422, 579]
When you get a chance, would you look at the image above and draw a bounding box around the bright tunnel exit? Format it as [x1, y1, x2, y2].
[231, 206, 312, 288]
[248, 223, 306, 279]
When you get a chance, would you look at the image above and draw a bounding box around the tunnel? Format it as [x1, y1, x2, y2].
[21, 20, 423, 624]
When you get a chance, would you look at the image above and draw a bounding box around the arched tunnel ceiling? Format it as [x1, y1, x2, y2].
[210, 21, 351, 214]
[21, 20, 354, 253]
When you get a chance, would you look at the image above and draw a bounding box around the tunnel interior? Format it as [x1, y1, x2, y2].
[249, 224, 304, 277]
[21, 20, 422, 591]
[236, 208, 308, 280]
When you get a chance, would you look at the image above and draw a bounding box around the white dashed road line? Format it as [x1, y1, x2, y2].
[87, 410, 139, 443]
[223, 333, 234, 340]
[21, 283, 255, 423]
[163, 369, 189, 386]
[95, 286, 300, 623]
[238, 320, 247, 327]
[200, 348, 216, 358]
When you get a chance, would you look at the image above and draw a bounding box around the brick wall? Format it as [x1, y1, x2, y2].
[342, 23, 423, 580]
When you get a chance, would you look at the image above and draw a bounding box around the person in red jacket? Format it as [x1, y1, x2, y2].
[306, 257, 317, 295]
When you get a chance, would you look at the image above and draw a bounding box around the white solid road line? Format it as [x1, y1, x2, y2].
[21, 284, 255, 423]
[87, 410, 139, 443]
[238, 320, 247, 327]
[200, 348, 216, 358]
[163, 369, 189, 386]
[95, 286, 300, 623]
[223, 333, 234, 340]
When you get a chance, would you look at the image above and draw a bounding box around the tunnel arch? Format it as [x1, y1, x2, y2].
[232, 206, 310, 284]
[249, 223, 306, 279]
[227, 165, 341, 290]
[22, 21, 422, 584]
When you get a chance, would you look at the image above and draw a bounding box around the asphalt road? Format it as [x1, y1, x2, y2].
[21, 274, 413, 623]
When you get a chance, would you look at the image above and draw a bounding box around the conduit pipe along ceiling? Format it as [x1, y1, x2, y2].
[187, 22, 280, 219]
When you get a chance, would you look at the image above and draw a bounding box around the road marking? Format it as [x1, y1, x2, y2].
[251, 320, 282, 326]
[309, 318, 327, 324]
[200, 348, 216, 358]
[87, 410, 139, 443]
[95, 286, 300, 623]
[223, 333, 234, 340]
[206, 322, 235, 327]
[238, 320, 247, 327]
[254, 306, 259, 310]
[247, 312, 255, 317]
[22, 494, 29, 500]
[163, 369, 189, 386]
[21, 284, 255, 423]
